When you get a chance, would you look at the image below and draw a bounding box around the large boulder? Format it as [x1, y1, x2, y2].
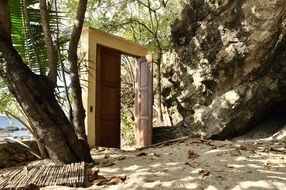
[167, 0, 286, 138]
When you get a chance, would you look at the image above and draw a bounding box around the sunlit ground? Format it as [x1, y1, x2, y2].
[42, 138, 286, 190]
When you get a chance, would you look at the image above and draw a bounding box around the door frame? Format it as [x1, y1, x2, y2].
[81, 26, 153, 148]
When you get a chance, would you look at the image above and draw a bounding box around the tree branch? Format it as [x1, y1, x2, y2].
[39, 0, 57, 86]
[68, 0, 88, 140]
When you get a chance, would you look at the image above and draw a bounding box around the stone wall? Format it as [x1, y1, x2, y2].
[0, 140, 39, 168]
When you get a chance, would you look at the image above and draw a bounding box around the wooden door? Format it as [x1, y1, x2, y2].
[96, 46, 121, 148]
[135, 56, 153, 147]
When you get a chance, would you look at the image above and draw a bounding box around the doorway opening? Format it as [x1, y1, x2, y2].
[120, 55, 137, 149]
[81, 26, 153, 149]
[94, 45, 152, 149]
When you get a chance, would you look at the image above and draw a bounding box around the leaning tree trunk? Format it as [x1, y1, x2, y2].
[0, 0, 93, 164]
[0, 36, 93, 164]
[167, 0, 286, 138]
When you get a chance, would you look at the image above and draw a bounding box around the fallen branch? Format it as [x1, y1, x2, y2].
[136, 136, 190, 150]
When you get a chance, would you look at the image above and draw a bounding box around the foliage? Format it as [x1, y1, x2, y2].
[120, 113, 135, 146]
[73, 0, 183, 54]
[120, 57, 136, 146]
[4, 0, 72, 114]
[63, 0, 184, 125]
[9, 0, 63, 74]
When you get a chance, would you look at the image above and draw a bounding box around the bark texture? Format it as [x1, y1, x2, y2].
[68, 0, 88, 141]
[167, 0, 286, 138]
[0, 0, 11, 43]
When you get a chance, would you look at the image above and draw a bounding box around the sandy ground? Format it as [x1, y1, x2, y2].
[41, 131, 286, 190]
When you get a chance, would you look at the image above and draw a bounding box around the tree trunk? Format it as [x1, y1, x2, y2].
[68, 0, 88, 141]
[0, 29, 93, 164]
[156, 53, 163, 123]
[0, 0, 11, 43]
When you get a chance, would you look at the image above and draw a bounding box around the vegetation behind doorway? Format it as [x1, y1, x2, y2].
[120, 56, 136, 148]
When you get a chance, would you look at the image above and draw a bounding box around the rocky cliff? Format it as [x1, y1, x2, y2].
[166, 0, 286, 138]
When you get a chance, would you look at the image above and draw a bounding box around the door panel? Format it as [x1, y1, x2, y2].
[101, 87, 117, 115]
[96, 46, 121, 148]
[135, 56, 153, 147]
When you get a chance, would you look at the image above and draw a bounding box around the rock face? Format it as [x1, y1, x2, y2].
[166, 0, 286, 138]
[0, 140, 39, 168]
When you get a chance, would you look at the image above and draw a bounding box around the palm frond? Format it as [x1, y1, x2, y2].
[8, 0, 67, 75]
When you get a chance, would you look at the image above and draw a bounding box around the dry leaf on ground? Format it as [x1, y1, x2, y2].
[95, 176, 127, 186]
[239, 145, 247, 151]
[136, 152, 147, 157]
[249, 148, 257, 154]
[230, 148, 241, 156]
[88, 168, 101, 182]
[198, 169, 210, 178]
[94, 178, 109, 186]
[101, 160, 115, 167]
[89, 168, 125, 186]
[188, 150, 199, 159]
[185, 162, 199, 168]
[260, 148, 270, 153]
[107, 176, 127, 185]
[265, 161, 280, 168]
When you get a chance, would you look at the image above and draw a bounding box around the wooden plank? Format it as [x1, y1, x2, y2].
[5, 167, 26, 189]
[22, 166, 40, 186]
[0, 168, 13, 189]
[0, 162, 86, 189]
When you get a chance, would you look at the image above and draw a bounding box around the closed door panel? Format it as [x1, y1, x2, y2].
[96, 46, 121, 148]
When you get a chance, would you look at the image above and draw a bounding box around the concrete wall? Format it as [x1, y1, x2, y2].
[0, 140, 39, 168]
